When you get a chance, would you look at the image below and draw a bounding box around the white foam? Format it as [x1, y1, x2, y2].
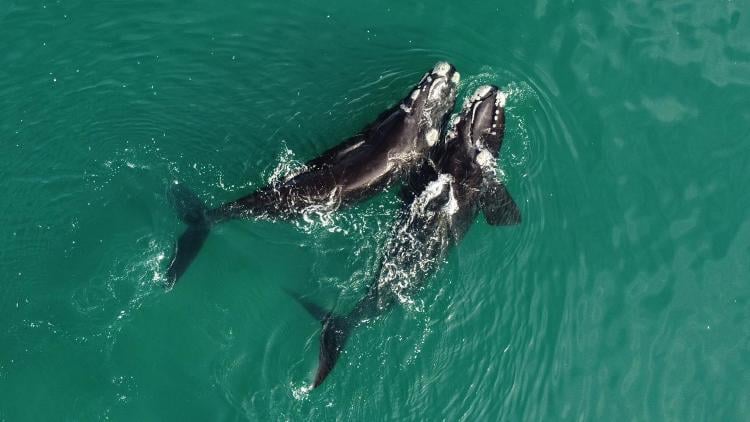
[444, 185, 459, 215]
[413, 174, 453, 212]
[425, 128, 439, 146]
[476, 149, 494, 168]
[427, 79, 446, 101]
[292, 384, 312, 400]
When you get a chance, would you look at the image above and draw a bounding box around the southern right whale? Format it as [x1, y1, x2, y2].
[166, 62, 460, 287]
[291, 85, 522, 388]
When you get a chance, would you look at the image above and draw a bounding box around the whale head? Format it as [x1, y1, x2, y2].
[440, 85, 520, 226]
[448, 84, 506, 155]
[436, 85, 508, 189]
[399, 62, 460, 149]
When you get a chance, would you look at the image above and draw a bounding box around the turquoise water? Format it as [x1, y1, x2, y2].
[2, 0, 749, 420]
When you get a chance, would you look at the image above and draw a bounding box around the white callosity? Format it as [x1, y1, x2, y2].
[417, 66, 457, 146]
[474, 85, 494, 100]
[490, 90, 506, 136]
[427, 79, 447, 101]
[432, 61, 453, 77]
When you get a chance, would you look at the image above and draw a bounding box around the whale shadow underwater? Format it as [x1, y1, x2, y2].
[165, 62, 460, 287]
[290, 85, 522, 388]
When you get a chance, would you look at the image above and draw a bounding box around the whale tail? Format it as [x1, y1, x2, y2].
[285, 290, 351, 388]
[164, 183, 211, 288]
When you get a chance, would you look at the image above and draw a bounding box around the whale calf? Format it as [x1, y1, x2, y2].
[165, 63, 460, 287]
[292, 85, 522, 388]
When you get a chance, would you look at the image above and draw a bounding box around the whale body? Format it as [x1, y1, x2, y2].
[165, 63, 460, 287]
[293, 85, 522, 388]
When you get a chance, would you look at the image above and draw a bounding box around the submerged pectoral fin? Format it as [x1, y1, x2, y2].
[481, 179, 522, 226]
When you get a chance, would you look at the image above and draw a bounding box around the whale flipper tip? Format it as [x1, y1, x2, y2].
[481, 181, 521, 226]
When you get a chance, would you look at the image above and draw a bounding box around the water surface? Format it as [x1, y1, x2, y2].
[1, 0, 749, 420]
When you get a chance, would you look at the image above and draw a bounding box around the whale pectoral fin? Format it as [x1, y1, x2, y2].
[481, 181, 521, 226]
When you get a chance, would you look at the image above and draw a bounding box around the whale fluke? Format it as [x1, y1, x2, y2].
[285, 289, 350, 388]
[283, 288, 329, 320]
[313, 314, 350, 388]
[165, 183, 211, 288]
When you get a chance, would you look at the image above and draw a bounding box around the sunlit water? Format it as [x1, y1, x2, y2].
[1, 1, 748, 420]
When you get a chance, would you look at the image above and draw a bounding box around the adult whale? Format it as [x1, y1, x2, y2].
[292, 85, 522, 388]
[165, 62, 460, 287]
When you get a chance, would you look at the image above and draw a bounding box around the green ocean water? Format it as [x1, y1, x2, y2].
[2, 0, 749, 420]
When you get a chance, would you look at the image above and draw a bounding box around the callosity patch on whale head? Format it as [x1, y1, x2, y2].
[432, 62, 453, 77]
[426, 62, 460, 102]
[472, 85, 494, 101]
[401, 61, 460, 148]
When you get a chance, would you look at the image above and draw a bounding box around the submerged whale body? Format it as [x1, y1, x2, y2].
[165, 63, 460, 287]
[292, 85, 522, 388]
